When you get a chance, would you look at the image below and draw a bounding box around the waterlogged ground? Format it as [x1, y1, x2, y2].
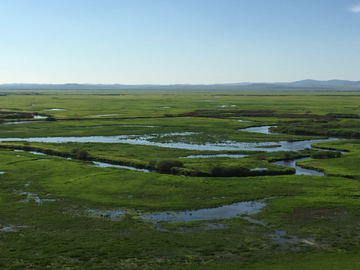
[1, 91, 360, 269]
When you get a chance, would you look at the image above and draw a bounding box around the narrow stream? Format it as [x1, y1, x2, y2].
[241, 126, 339, 176]
[272, 158, 324, 176]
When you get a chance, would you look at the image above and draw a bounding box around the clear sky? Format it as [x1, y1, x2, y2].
[1, 0, 359, 84]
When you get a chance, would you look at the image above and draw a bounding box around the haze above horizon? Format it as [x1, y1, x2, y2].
[1, 0, 360, 84]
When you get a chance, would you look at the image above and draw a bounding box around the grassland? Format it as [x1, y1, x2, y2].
[1, 90, 360, 269]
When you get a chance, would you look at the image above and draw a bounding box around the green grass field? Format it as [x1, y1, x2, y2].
[1, 91, 360, 269]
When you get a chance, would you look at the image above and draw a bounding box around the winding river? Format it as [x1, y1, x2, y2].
[0, 125, 339, 176]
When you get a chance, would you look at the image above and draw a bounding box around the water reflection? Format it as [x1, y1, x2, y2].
[1, 125, 340, 176]
[272, 158, 324, 176]
[33, 115, 47, 119]
[4, 121, 41, 125]
[19, 191, 57, 203]
[143, 200, 266, 222]
[0, 128, 339, 152]
[90, 161, 151, 173]
[181, 154, 247, 159]
[241, 126, 279, 135]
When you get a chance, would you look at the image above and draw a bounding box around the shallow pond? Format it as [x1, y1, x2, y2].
[142, 200, 266, 222]
[180, 154, 247, 159]
[87, 197, 315, 244]
[87, 199, 267, 222]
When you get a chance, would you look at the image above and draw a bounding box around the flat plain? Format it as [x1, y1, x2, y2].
[1, 90, 360, 269]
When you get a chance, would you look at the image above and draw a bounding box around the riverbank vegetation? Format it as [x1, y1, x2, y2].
[1, 91, 360, 269]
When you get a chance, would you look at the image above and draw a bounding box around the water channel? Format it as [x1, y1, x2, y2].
[0, 127, 338, 153]
[0, 125, 339, 176]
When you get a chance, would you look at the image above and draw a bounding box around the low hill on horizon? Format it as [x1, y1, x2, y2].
[1, 80, 360, 91]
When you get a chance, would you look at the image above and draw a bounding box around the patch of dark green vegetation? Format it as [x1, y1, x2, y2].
[271, 121, 360, 138]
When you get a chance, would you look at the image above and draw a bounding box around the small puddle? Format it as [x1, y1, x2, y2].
[241, 126, 280, 135]
[218, 105, 236, 108]
[4, 121, 41, 125]
[250, 168, 268, 171]
[180, 154, 247, 159]
[90, 161, 152, 173]
[235, 119, 251, 122]
[33, 115, 47, 119]
[43, 109, 66, 111]
[19, 191, 57, 203]
[0, 225, 29, 232]
[91, 114, 119, 117]
[29, 151, 46, 155]
[0, 171, 5, 174]
[118, 125, 157, 128]
[0, 227, 16, 232]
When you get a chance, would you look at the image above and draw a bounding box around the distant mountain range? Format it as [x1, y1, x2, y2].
[1, 80, 360, 91]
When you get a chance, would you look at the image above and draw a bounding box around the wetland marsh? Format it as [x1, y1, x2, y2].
[1, 91, 360, 269]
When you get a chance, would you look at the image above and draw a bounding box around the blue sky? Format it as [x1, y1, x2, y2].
[1, 0, 359, 84]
